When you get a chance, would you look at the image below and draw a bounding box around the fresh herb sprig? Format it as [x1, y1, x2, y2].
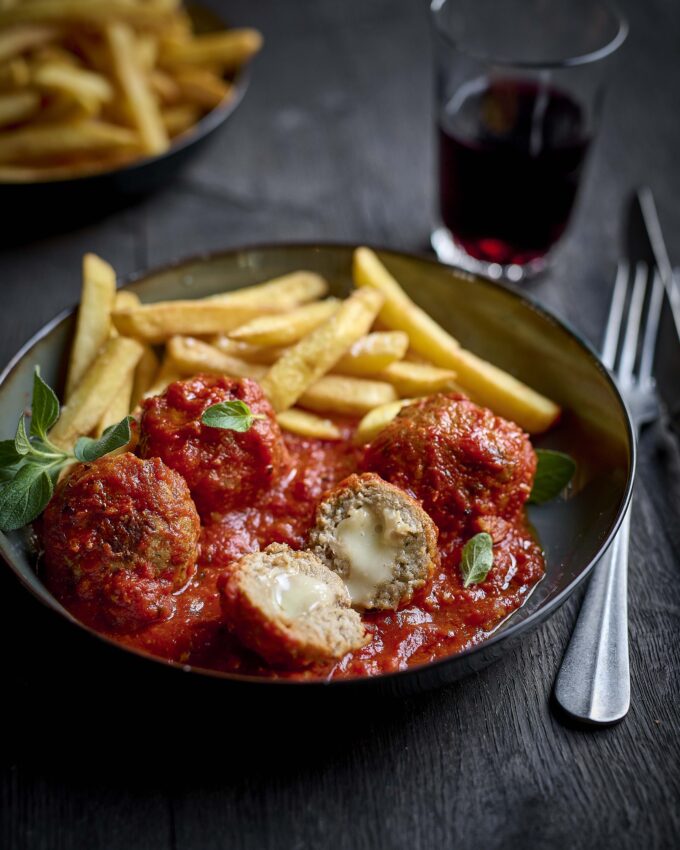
[201, 400, 265, 432]
[460, 532, 494, 588]
[0, 368, 133, 532]
[529, 449, 577, 505]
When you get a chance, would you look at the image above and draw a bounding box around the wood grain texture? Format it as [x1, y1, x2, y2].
[1, 1, 679, 848]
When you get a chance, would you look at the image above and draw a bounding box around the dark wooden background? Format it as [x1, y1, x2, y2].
[1, 1, 679, 848]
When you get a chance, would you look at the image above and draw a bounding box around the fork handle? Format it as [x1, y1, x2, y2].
[553, 505, 631, 724]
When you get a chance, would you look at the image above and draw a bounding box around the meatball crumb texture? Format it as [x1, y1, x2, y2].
[219, 543, 368, 667]
[139, 375, 290, 519]
[309, 472, 439, 610]
[41, 452, 200, 631]
[362, 394, 536, 532]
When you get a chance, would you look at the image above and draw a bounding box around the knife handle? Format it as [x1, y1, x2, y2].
[553, 506, 631, 724]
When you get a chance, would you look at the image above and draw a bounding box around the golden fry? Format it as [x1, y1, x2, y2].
[50, 336, 143, 449]
[171, 66, 232, 109]
[353, 247, 560, 432]
[229, 299, 340, 347]
[334, 331, 409, 376]
[0, 57, 30, 88]
[166, 335, 267, 380]
[106, 21, 168, 155]
[260, 288, 384, 412]
[65, 253, 117, 401]
[210, 335, 283, 364]
[299, 375, 397, 417]
[0, 90, 40, 128]
[143, 356, 183, 400]
[96, 370, 133, 436]
[353, 398, 416, 445]
[161, 104, 202, 136]
[32, 63, 114, 104]
[114, 289, 140, 311]
[160, 29, 263, 71]
[0, 24, 57, 63]
[376, 361, 460, 397]
[129, 346, 160, 409]
[149, 69, 181, 105]
[276, 409, 342, 441]
[207, 271, 328, 308]
[112, 300, 277, 344]
[0, 1, 175, 28]
[0, 120, 139, 163]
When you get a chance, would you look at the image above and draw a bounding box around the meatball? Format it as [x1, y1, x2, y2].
[309, 473, 439, 610]
[219, 543, 368, 667]
[362, 394, 536, 532]
[139, 375, 289, 519]
[42, 452, 200, 631]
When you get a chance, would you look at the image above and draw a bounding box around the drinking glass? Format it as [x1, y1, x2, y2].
[430, 0, 627, 281]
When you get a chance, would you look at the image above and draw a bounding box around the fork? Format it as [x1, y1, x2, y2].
[553, 260, 663, 725]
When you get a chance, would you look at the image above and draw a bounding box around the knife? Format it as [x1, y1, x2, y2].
[633, 188, 680, 432]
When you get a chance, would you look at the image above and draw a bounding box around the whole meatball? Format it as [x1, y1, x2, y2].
[42, 453, 200, 631]
[139, 375, 289, 519]
[362, 394, 536, 532]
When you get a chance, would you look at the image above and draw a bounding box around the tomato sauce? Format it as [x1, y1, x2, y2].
[49, 418, 544, 680]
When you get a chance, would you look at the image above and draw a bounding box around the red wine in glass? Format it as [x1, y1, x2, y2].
[438, 78, 591, 267]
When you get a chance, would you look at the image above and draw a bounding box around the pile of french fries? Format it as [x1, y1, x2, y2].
[49, 248, 560, 453]
[0, 0, 262, 181]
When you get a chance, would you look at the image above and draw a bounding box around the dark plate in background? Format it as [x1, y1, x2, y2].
[0, 245, 635, 699]
[0, 5, 250, 242]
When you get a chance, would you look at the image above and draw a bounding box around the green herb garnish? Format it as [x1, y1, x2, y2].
[529, 449, 576, 505]
[201, 400, 265, 432]
[460, 532, 494, 588]
[0, 368, 133, 532]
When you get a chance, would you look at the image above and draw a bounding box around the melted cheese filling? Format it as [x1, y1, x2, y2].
[270, 570, 334, 618]
[331, 505, 410, 607]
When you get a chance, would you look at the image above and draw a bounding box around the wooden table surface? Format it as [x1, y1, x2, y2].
[1, 1, 679, 848]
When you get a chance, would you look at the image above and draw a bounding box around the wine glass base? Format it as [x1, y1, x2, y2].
[430, 227, 548, 282]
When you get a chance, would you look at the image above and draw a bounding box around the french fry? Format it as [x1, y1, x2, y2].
[112, 301, 278, 344]
[0, 90, 41, 128]
[334, 331, 409, 376]
[149, 69, 181, 105]
[353, 398, 416, 445]
[143, 356, 183, 400]
[0, 1, 175, 28]
[131, 345, 160, 409]
[96, 370, 133, 436]
[211, 335, 283, 365]
[65, 253, 117, 401]
[260, 288, 385, 412]
[0, 120, 139, 163]
[160, 29, 263, 71]
[206, 271, 328, 308]
[32, 63, 114, 105]
[171, 66, 232, 109]
[376, 361, 461, 397]
[353, 247, 560, 432]
[277, 409, 341, 441]
[114, 289, 141, 311]
[0, 24, 58, 63]
[161, 103, 202, 136]
[106, 21, 168, 155]
[50, 336, 143, 449]
[299, 375, 397, 417]
[229, 299, 340, 347]
[166, 336, 267, 380]
[0, 57, 30, 88]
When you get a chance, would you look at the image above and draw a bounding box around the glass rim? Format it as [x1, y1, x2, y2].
[430, 0, 628, 70]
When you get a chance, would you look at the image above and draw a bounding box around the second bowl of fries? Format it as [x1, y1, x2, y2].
[0, 0, 262, 188]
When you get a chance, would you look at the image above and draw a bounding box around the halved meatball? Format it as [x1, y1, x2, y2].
[41, 452, 200, 631]
[309, 473, 439, 610]
[362, 394, 536, 532]
[139, 375, 289, 518]
[219, 543, 368, 667]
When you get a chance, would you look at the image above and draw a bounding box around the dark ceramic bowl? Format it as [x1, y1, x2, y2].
[0, 245, 635, 698]
[0, 6, 250, 241]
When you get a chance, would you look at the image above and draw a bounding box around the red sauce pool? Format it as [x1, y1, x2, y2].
[46, 421, 544, 680]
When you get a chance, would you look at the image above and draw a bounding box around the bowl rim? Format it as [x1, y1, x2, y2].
[0, 68, 250, 188]
[0, 241, 637, 688]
